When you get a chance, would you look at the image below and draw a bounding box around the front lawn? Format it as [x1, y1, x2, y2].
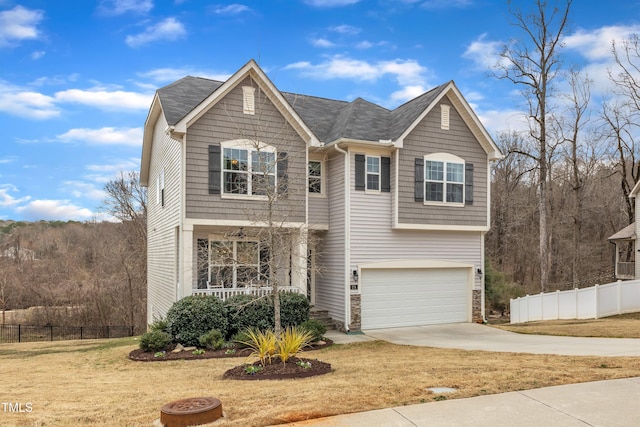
[492, 312, 640, 338]
[2, 335, 640, 426]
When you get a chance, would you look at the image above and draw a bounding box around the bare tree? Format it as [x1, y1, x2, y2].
[495, 0, 572, 292]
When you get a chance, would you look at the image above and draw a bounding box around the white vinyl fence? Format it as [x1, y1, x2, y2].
[510, 279, 640, 324]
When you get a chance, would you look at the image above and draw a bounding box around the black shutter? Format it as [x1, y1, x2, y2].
[355, 154, 365, 191]
[465, 163, 474, 205]
[381, 157, 391, 193]
[414, 157, 424, 201]
[208, 145, 221, 194]
[277, 151, 288, 197]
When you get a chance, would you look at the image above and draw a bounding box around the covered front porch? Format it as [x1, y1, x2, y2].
[608, 222, 636, 280]
[178, 221, 312, 302]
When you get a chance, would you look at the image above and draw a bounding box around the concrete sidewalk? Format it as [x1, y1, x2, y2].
[283, 377, 640, 426]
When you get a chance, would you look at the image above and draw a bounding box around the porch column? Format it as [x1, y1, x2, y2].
[181, 224, 194, 299]
[290, 228, 308, 295]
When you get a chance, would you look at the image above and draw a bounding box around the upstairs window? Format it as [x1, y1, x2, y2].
[425, 160, 463, 203]
[308, 160, 322, 194]
[221, 144, 276, 196]
[366, 156, 380, 191]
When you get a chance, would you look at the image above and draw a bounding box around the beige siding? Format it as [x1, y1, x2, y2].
[398, 96, 488, 226]
[147, 114, 182, 322]
[184, 77, 307, 223]
[315, 151, 346, 323]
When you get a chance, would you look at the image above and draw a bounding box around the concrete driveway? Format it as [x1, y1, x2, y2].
[363, 322, 640, 356]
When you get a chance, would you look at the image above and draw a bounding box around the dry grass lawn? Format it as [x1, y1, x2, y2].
[492, 312, 640, 338]
[2, 334, 640, 427]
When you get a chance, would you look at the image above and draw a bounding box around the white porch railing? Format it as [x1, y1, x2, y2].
[191, 286, 300, 301]
[510, 279, 640, 324]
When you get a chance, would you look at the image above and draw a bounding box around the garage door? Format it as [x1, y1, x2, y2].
[361, 268, 470, 329]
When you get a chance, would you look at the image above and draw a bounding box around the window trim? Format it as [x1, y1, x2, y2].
[308, 159, 324, 196]
[197, 237, 269, 289]
[220, 140, 277, 199]
[423, 153, 465, 207]
[366, 155, 381, 192]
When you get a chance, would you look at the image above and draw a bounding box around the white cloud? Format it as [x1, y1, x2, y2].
[57, 127, 143, 147]
[138, 68, 231, 83]
[0, 80, 59, 119]
[125, 17, 186, 47]
[285, 56, 428, 86]
[563, 25, 640, 62]
[64, 181, 106, 200]
[390, 85, 426, 103]
[0, 184, 31, 207]
[211, 4, 251, 15]
[0, 5, 44, 47]
[15, 200, 94, 221]
[463, 33, 505, 70]
[99, 0, 153, 15]
[31, 50, 45, 60]
[54, 88, 152, 110]
[311, 38, 336, 48]
[86, 159, 140, 174]
[329, 24, 361, 35]
[477, 108, 529, 135]
[305, 0, 360, 7]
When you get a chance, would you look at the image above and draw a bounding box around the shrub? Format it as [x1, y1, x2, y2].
[225, 294, 274, 338]
[139, 330, 172, 352]
[166, 295, 228, 347]
[279, 292, 310, 328]
[236, 328, 277, 366]
[300, 319, 327, 342]
[231, 330, 252, 349]
[148, 319, 168, 333]
[198, 329, 225, 350]
[276, 326, 313, 364]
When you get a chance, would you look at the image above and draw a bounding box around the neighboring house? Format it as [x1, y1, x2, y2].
[140, 60, 502, 332]
[608, 182, 640, 280]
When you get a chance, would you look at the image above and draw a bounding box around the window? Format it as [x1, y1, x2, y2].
[156, 168, 165, 207]
[366, 156, 380, 191]
[197, 239, 270, 288]
[424, 154, 464, 204]
[223, 147, 276, 196]
[308, 160, 322, 194]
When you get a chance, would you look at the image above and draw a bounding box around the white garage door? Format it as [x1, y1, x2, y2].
[361, 268, 470, 330]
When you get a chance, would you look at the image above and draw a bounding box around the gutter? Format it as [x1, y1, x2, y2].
[333, 143, 351, 333]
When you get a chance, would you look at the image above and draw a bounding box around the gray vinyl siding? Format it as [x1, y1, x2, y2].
[147, 114, 182, 322]
[398, 96, 488, 226]
[309, 196, 328, 227]
[314, 151, 346, 323]
[184, 77, 306, 223]
[351, 187, 483, 291]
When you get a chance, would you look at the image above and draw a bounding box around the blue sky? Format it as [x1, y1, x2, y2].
[1, 0, 639, 221]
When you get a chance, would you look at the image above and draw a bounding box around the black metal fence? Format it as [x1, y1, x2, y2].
[0, 324, 135, 343]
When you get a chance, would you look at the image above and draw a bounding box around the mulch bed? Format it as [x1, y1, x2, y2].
[128, 339, 333, 363]
[223, 357, 332, 380]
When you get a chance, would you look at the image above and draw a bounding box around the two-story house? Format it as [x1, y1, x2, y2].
[140, 60, 502, 332]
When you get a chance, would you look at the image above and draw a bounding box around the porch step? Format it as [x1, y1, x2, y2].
[309, 309, 336, 330]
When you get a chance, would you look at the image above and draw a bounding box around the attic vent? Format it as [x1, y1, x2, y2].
[243, 86, 256, 115]
[441, 104, 450, 130]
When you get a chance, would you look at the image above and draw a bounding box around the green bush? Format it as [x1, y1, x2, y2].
[198, 329, 225, 350]
[231, 330, 252, 348]
[139, 330, 172, 352]
[300, 319, 327, 342]
[279, 292, 310, 327]
[148, 319, 168, 333]
[166, 295, 228, 346]
[225, 294, 274, 338]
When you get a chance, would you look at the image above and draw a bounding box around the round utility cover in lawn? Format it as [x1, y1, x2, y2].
[361, 267, 470, 330]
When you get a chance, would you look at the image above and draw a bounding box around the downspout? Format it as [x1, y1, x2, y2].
[481, 231, 487, 324]
[334, 143, 351, 333]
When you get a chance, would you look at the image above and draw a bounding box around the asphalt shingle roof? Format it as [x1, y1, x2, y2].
[157, 75, 450, 143]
